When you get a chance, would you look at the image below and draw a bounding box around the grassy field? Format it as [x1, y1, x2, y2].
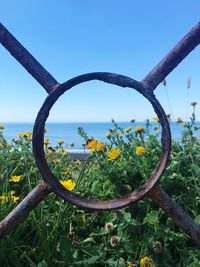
[0, 107, 200, 266]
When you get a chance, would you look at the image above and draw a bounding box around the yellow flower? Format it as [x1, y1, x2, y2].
[11, 196, 20, 203]
[18, 133, 25, 138]
[0, 194, 19, 203]
[9, 190, 16, 196]
[153, 117, 159, 122]
[117, 132, 123, 138]
[53, 158, 61, 164]
[124, 126, 131, 132]
[58, 149, 68, 155]
[107, 148, 120, 160]
[140, 256, 153, 267]
[25, 131, 32, 137]
[87, 139, 97, 151]
[0, 125, 5, 130]
[76, 160, 81, 165]
[106, 131, 111, 138]
[135, 146, 146, 156]
[0, 195, 8, 203]
[135, 126, 144, 133]
[96, 142, 106, 151]
[60, 179, 76, 191]
[177, 117, 183, 123]
[9, 175, 21, 183]
[57, 140, 64, 145]
[44, 139, 50, 146]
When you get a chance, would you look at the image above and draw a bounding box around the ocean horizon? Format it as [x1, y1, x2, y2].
[0, 121, 199, 150]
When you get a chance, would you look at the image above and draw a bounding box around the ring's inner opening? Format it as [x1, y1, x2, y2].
[44, 81, 163, 199]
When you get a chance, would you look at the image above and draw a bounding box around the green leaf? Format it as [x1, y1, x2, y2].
[144, 210, 159, 225]
[194, 215, 200, 224]
[37, 260, 48, 267]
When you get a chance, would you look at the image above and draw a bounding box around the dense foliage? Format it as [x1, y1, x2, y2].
[0, 107, 200, 266]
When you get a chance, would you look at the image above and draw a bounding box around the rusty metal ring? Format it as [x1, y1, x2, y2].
[32, 72, 171, 210]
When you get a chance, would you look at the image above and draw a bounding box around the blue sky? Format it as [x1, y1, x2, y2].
[0, 1, 200, 122]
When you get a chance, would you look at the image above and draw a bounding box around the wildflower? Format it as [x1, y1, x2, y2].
[140, 256, 153, 267]
[153, 117, 159, 122]
[12, 139, 20, 144]
[96, 142, 106, 151]
[110, 235, 121, 247]
[46, 151, 53, 158]
[44, 139, 50, 146]
[9, 175, 21, 183]
[57, 140, 64, 145]
[0, 195, 8, 203]
[107, 148, 120, 160]
[60, 179, 76, 191]
[105, 222, 114, 232]
[135, 126, 144, 133]
[18, 133, 25, 138]
[124, 126, 131, 133]
[177, 117, 183, 123]
[11, 196, 20, 203]
[53, 158, 61, 164]
[152, 240, 162, 253]
[130, 119, 135, 123]
[44, 127, 48, 133]
[125, 184, 132, 191]
[76, 160, 81, 165]
[8, 190, 16, 196]
[0, 125, 5, 130]
[87, 139, 97, 151]
[191, 101, 198, 107]
[117, 132, 123, 138]
[106, 131, 111, 138]
[58, 149, 68, 155]
[25, 131, 32, 137]
[136, 146, 146, 156]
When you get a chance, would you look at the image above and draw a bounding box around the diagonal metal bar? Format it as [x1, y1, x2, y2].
[0, 22, 59, 93]
[148, 185, 200, 245]
[0, 22, 200, 245]
[142, 22, 200, 89]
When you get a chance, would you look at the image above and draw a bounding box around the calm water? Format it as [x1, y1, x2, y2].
[0, 122, 199, 150]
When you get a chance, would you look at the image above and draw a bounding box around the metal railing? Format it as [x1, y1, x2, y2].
[0, 22, 200, 245]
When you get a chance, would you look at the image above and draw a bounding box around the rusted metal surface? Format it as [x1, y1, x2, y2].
[0, 23, 59, 93]
[1, 21, 200, 244]
[0, 181, 50, 240]
[142, 22, 200, 89]
[32, 72, 171, 210]
[148, 185, 200, 245]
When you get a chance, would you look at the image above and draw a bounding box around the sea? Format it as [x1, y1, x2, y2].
[0, 122, 199, 150]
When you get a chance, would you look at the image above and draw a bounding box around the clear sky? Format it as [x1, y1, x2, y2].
[0, 1, 200, 122]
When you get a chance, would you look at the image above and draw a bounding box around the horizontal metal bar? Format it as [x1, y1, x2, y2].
[142, 22, 200, 89]
[0, 23, 59, 93]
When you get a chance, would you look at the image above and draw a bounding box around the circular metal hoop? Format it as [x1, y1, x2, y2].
[32, 72, 171, 210]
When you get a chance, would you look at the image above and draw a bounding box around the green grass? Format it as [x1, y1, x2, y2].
[0, 110, 200, 266]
